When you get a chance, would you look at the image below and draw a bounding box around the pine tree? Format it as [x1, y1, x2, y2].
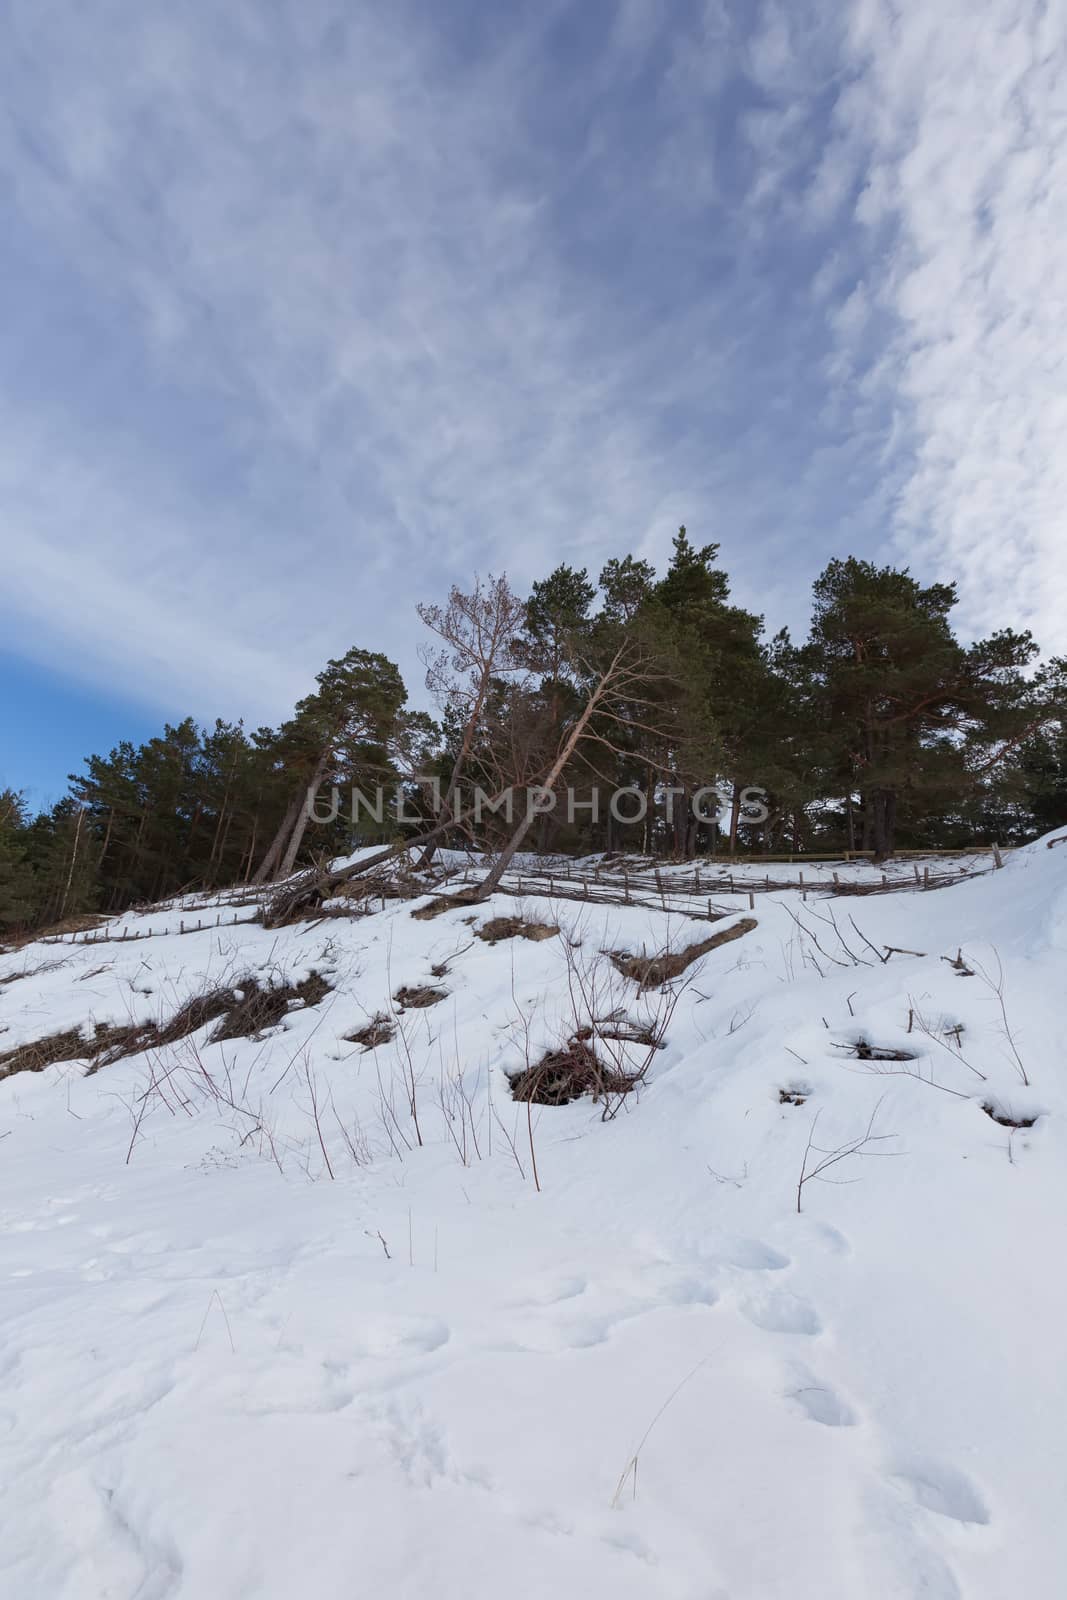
[804, 559, 1045, 857]
[24, 799, 99, 924]
[254, 649, 407, 882]
[0, 790, 38, 932]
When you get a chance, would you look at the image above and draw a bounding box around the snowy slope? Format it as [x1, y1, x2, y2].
[2, 838, 1066, 1599]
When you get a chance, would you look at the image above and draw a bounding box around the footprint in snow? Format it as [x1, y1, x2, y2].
[719, 1236, 791, 1272]
[353, 1314, 451, 1358]
[508, 1274, 588, 1308]
[888, 1458, 991, 1526]
[739, 1288, 822, 1336]
[785, 1374, 857, 1427]
[807, 1221, 852, 1257]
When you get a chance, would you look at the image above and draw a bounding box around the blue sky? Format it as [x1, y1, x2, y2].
[2, 0, 1064, 808]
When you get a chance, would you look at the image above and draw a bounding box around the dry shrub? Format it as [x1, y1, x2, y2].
[476, 915, 559, 945]
[345, 1013, 396, 1051]
[211, 973, 331, 1042]
[393, 983, 448, 1010]
[572, 1017, 662, 1049]
[611, 916, 757, 990]
[836, 1039, 917, 1062]
[508, 1038, 640, 1107]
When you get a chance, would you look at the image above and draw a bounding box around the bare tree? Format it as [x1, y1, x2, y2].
[472, 636, 674, 900]
[415, 574, 527, 866]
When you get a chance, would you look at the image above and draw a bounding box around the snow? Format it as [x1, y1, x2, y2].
[2, 835, 1066, 1598]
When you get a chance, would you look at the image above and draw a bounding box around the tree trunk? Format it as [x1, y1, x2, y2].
[728, 782, 741, 854]
[643, 765, 655, 853]
[278, 747, 332, 880]
[252, 790, 304, 884]
[672, 783, 688, 857]
[58, 807, 85, 920]
[869, 789, 897, 861]
[473, 646, 628, 900]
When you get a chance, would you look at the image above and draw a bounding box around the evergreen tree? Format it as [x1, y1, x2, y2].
[0, 790, 37, 932]
[804, 559, 1043, 857]
[24, 799, 99, 925]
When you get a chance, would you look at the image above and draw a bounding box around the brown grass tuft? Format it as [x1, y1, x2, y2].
[508, 1038, 641, 1107]
[611, 917, 757, 990]
[476, 915, 559, 945]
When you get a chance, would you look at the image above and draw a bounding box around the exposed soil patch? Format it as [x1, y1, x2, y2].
[345, 1014, 396, 1051]
[0, 971, 333, 1081]
[476, 916, 559, 945]
[779, 1087, 809, 1105]
[394, 984, 448, 1010]
[411, 892, 481, 921]
[611, 917, 757, 990]
[981, 1101, 1039, 1129]
[508, 1038, 640, 1107]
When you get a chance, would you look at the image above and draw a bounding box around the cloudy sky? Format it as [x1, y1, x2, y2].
[2, 0, 1064, 801]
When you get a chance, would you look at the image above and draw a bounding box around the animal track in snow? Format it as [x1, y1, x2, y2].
[377, 1400, 493, 1493]
[889, 1458, 991, 1526]
[495, 1269, 719, 1354]
[785, 1374, 857, 1427]
[739, 1288, 821, 1336]
[508, 1273, 588, 1308]
[717, 1236, 791, 1272]
[806, 1221, 851, 1257]
[352, 1314, 451, 1358]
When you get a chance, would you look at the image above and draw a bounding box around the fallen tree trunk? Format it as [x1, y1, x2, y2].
[470, 642, 630, 902]
[259, 812, 470, 927]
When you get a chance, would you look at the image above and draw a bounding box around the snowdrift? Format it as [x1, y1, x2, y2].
[2, 835, 1066, 1598]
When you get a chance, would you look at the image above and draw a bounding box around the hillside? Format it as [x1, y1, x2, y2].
[2, 839, 1066, 1599]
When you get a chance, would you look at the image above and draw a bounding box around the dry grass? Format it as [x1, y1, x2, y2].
[475, 915, 559, 945]
[345, 1014, 396, 1051]
[508, 1038, 641, 1107]
[0, 1027, 90, 1079]
[611, 916, 757, 990]
[211, 973, 331, 1042]
[393, 983, 448, 1010]
[410, 892, 481, 922]
[0, 971, 334, 1081]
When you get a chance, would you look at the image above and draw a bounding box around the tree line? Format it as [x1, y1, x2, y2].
[3, 533, 1065, 932]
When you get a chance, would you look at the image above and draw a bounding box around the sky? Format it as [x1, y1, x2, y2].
[2, 0, 1065, 807]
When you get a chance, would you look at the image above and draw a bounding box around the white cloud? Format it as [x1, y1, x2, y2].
[0, 1, 719, 719]
[3, 0, 1065, 750]
[835, 0, 1067, 651]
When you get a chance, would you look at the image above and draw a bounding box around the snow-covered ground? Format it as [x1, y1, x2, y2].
[2, 837, 1065, 1598]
